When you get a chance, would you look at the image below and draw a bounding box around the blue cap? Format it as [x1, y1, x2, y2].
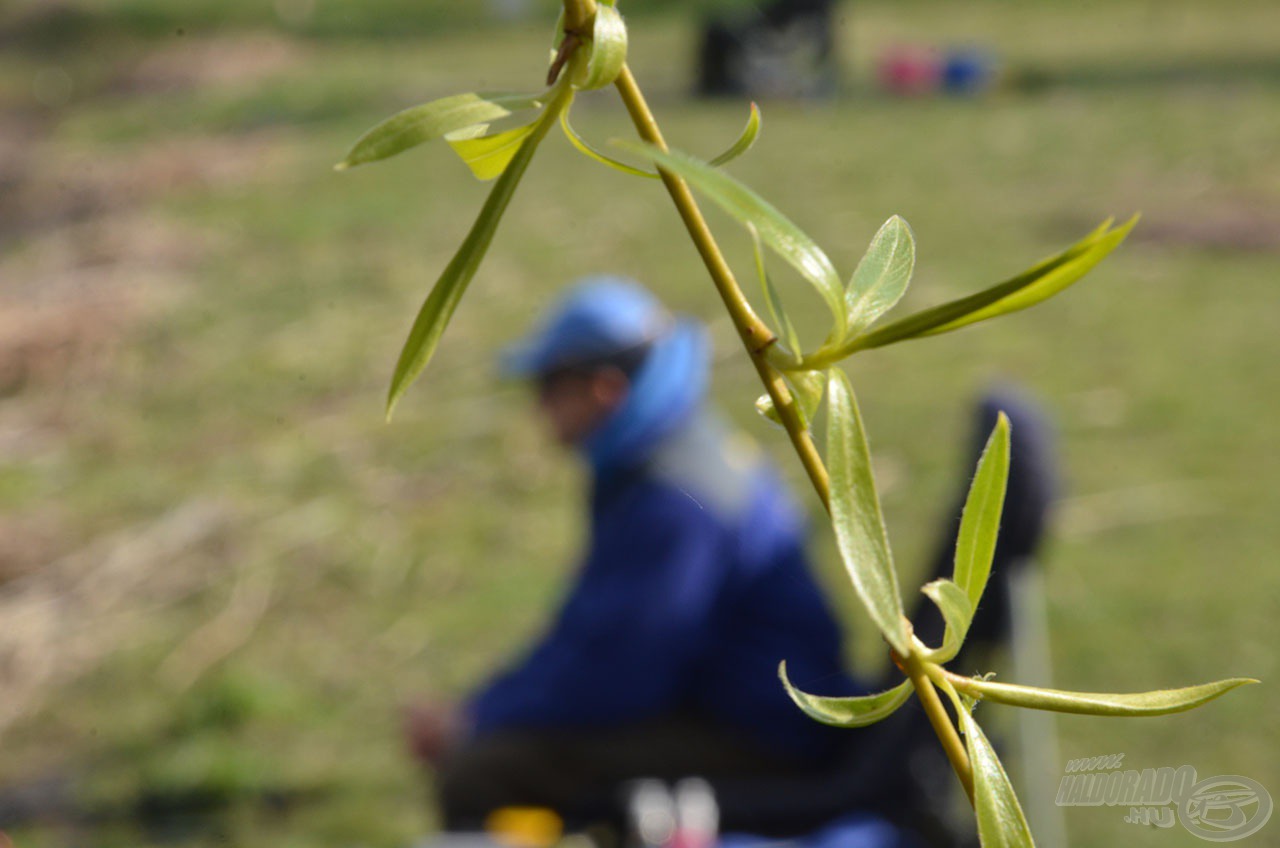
[502, 275, 671, 377]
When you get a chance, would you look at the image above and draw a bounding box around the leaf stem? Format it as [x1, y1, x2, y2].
[902, 650, 975, 803]
[611, 64, 832, 507]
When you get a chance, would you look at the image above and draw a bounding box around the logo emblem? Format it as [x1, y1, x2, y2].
[1179, 775, 1273, 842]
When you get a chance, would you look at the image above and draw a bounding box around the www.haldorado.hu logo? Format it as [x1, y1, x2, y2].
[1057, 754, 1272, 842]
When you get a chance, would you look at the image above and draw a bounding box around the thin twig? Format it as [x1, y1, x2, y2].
[902, 649, 975, 802]
[607, 54, 980, 803]
[611, 65, 831, 508]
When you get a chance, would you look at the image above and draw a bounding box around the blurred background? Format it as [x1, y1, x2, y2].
[0, 0, 1276, 845]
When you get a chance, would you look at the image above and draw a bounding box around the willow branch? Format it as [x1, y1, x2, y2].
[609, 57, 981, 804]
[611, 65, 831, 508]
[902, 649, 975, 802]
[574, 0, 975, 805]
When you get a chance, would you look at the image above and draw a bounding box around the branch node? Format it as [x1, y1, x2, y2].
[547, 30, 584, 86]
[750, 333, 779, 355]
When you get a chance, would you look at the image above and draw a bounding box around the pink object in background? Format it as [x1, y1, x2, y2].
[877, 45, 943, 95]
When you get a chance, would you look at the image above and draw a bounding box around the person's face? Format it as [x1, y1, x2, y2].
[535, 368, 630, 448]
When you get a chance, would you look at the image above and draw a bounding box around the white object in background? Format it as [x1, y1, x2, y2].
[629, 779, 677, 848]
[674, 777, 719, 848]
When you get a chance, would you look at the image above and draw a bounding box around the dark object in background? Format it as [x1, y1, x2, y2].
[941, 48, 1000, 96]
[696, 0, 840, 99]
[913, 385, 1056, 670]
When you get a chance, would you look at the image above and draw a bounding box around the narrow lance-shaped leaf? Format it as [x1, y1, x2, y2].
[749, 223, 801, 357]
[563, 102, 760, 179]
[707, 102, 762, 167]
[958, 705, 1037, 847]
[561, 110, 657, 178]
[926, 218, 1133, 335]
[616, 140, 847, 327]
[780, 661, 912, 728]
[849, 217, 1135, 353]
[953, 414, 1010, 611]
[825, 369, 909, 654]
[846, 214, 915, 335]
[948, 672, 1258, 717]
[576, 2, 628, 90]
[920, 578, 973, 663]
[447, 121, 540, 181]
[386, 87, 572, 419]
[335, 91, 543, 170]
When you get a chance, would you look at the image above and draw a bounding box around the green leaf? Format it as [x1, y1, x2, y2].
[949, 673, 1258, 717]
[577, 2, 628, 90]
[749, 223, 801, 356]
[780, 661, 912, 728]
[615, 140, 846, 326]
[846, 215, 915, 335]
[561, 102, 760, 180]
[825, 369, 909, 654]
[953, 413, 1011, 611]
[386, 89, 570, 419]
[708, 102, 762, 167]
[920, 579, 973, 663]
[561, 109, 657, 178]
[446, 120, 540, 181]
[852, 217, 1136, 352]
[754, 372, 822, 429]
[791, 370, 826, 428]
[335, 91, 543, 170]
[959, 707, 1037, 848]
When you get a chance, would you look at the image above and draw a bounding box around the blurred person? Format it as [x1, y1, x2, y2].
[404, 277, 1054, 847]
[697, 0, 839, 99]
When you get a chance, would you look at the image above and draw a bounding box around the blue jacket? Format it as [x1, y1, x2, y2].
[467, 411, 864, 762]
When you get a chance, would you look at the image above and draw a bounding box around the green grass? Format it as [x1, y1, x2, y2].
[2, 0, 731, 43]
[1, 2, 1278, 846]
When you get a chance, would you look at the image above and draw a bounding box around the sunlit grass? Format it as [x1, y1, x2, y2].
[1, 2, 1277, 846]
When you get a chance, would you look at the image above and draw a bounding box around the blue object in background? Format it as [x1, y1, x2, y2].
[720, 812, 926, 848]
[501, 275, 668, 377]
[943, 47, 998, 95]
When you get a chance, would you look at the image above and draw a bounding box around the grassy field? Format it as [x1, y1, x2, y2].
[1, 1, 1278, 846]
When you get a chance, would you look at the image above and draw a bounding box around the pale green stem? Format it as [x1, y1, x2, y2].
[611, 64, 832, 508]
[778, 336, 871, 372]
[904, 652, 975, 802]
[563, 0, 977, 812]
[562, 0, 594, 32]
